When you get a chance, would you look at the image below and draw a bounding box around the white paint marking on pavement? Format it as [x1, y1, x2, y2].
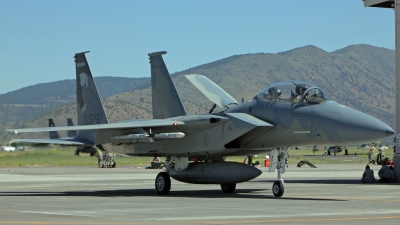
[18, 210, 94, 217]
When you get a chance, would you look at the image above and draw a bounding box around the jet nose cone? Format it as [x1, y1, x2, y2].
[337, 106, 394, 144]
[386, 127, 395, 137]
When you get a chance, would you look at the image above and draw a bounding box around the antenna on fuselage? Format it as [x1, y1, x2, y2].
[209, 104, 217, 113]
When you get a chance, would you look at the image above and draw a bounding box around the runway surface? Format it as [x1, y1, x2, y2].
[0, 164, 399, 225]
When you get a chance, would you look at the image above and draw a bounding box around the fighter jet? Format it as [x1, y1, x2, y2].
[48, 118, 77, 139]
[67, 118, 77, 138]
[66, 118, 97, 156]
[8, 51, 395, 197]
[48, 119, 60, 139]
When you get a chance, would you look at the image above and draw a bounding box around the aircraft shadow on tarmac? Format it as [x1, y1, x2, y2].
[253, 179, 361, 185]
[253, 179, 400, 185]
[0, 189, 345, 201]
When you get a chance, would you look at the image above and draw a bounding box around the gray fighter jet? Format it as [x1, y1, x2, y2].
[48, 119, 60, 139]
[8, 51, 394, 197]
[48, 118, 96, 156]
[48, 118, 76, 139]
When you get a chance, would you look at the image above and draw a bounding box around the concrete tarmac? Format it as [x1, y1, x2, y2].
[0, 164, 399, 225]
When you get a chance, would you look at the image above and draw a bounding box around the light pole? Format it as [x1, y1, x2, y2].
[364, 0, 400, 182]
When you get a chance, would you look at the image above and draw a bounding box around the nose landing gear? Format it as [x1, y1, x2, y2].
[269, 148, 289, 197]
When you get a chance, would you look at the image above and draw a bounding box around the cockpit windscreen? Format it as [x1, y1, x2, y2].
[255, 80, 330, 104]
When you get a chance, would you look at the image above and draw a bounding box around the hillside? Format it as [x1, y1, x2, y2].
[0, 77, 150, 123]
[0, 44, 396, 144]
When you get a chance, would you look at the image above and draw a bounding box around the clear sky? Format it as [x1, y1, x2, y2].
[0, 0, 395, 94]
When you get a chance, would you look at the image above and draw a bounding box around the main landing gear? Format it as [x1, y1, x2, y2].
[155, 172, 171, 195]
[154, 156, 172, 195]
[153, 156, 238, 195]
[220, 184, 236, 193]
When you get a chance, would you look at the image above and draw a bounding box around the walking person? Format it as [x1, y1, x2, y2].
[368, 143, 375, 164]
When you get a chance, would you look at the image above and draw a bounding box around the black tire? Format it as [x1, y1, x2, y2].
[272, 181, 284, 197]
[220, 184, 236, 193]
[75, 150, 80, 156]
[155, 172, 171, 195]
[112, 162, 116, 168]
[90, 152, 95, 157]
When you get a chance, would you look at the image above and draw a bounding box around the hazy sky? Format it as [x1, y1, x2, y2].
[0, 0, 395, 94]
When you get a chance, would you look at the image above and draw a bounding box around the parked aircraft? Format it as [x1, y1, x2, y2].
[67, 118, 77, 138]
[48, 118, 96, 156]
[8, 51, 394, 197]
[48, 119, 60, 139]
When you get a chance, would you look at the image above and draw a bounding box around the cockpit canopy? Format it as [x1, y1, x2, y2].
[255, 80, 330, 104]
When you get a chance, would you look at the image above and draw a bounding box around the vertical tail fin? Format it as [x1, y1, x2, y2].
[74, 51, 109, 125]
[74, 51, 108, 144]
[48, 119, 60, 139]
[67, 118, 77, 137]
[148, 51, 186, 119]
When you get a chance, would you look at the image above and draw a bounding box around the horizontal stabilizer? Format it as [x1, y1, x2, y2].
[185, 74, 238, 108]
[9, 139, 87, 146]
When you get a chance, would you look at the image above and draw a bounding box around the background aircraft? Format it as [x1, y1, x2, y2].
[8, 51, 394, 197]
[48, 119, 60, 139]
[47, 118, 97, 156]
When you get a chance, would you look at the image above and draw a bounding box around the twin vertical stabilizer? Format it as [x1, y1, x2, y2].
[48, 119, 60, 139]
[149, 51, 186, 119]
[74, 52, 109, 143]
[74, 52, 109, 126]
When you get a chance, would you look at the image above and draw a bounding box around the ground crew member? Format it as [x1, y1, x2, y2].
[251, 156, 256, 167]
[361, 165, 376, 183]
[378, 163, 394, 183]
[377, 145, 385, 165]
[368, 143, 375, 164]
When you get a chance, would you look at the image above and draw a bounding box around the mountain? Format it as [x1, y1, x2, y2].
[0, 44, 395, 144]
[0, 77, 150, 123]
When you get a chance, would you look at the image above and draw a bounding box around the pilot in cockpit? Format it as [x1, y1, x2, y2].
[268, 88, 281, 100]
[290, 84, 307, 103]
[277, 89, 282, 99]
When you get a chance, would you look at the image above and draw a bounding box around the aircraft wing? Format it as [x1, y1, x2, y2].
[185, 74, 239, 108]
[9, 139, 87, 146]
[7, 120, 185, 133]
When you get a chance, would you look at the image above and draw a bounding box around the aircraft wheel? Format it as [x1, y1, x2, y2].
[112, 162, 116, 168]
[155, 172, 171, 195]
[75, 150, 80, 156]
[272, 181, 284, 197]
[220, 184, 236, 193]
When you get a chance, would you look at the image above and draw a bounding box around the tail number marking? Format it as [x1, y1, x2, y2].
[84, 114, 100, 124]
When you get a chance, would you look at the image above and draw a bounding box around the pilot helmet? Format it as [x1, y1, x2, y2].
[268, 87, 276, 97]
[296, 84, 307, 95]
[268, 87, 281, 99]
